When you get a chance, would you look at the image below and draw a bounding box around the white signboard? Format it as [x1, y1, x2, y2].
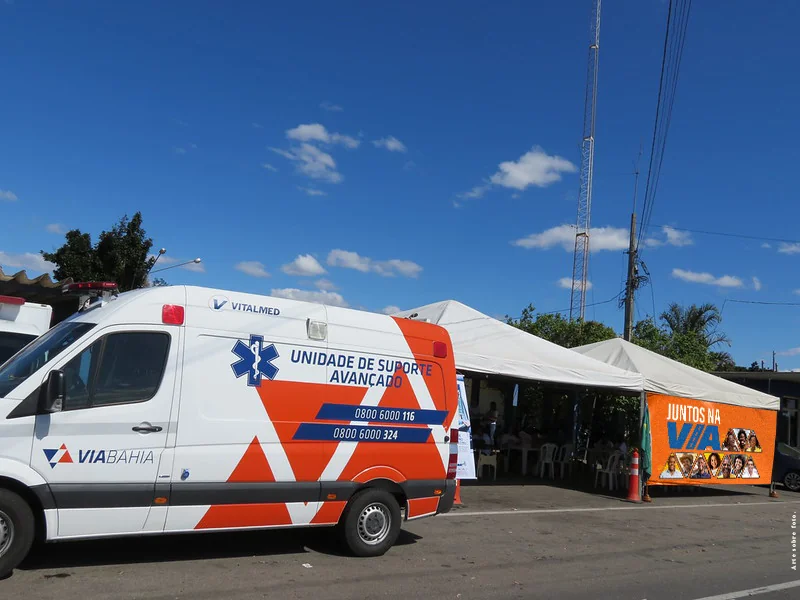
[455, 374, 476, 480]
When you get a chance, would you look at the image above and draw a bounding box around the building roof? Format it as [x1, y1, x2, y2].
[573, 338, 780, 411]
[716, 371, 800, 383]
[393, 300, 644, 393]
[0, 267, 73, 304]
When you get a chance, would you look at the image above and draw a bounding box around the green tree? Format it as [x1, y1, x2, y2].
[506, 304, 618, 348]
[42, 212, 159, 292]
[631, 312, 733, 372]
[660, 303, 730, 348]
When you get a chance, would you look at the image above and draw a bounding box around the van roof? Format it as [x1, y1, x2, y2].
[68, 285, 451, 344]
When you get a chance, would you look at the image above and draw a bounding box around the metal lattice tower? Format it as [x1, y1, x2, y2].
[569, 0, 602, 322]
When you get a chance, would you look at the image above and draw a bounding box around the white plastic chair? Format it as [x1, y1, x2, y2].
[538, 443, 558, 479]
[555, 443, 574, 479]
[477, 452, 497, 480]
[594, 451, 623, 491]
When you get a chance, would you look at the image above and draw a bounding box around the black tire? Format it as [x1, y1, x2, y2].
[0, 489, 35, 579]
[784, 471, 800, 493]
[338, 488, 401, 557]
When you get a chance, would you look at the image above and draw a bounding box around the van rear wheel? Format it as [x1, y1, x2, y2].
[0, 489, 35, 579]
[338, 489, 401, 557]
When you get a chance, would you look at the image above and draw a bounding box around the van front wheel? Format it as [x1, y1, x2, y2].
[0, 489, 35, 579]
[339, 489, 401, 557]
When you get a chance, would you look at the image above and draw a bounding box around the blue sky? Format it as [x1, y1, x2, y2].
[1, 1, 799, 368]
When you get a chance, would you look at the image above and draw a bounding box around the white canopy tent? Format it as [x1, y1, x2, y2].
[572, 338, 779, 411]
[393, 301, 643, 393]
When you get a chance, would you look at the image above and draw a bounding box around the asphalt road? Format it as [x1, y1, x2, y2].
[3, 484, 800, 600]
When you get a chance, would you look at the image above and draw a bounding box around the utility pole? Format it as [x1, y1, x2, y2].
[624, 213, 637, 341]
[623, 150, 642, 341]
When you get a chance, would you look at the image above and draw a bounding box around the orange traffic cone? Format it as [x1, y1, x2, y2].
[624, 449, 642, 503]
[454, 479, 462, 505]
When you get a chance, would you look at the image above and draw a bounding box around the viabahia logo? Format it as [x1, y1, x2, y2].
[44, 446, 154, 467]
[78, 449, 155, 464]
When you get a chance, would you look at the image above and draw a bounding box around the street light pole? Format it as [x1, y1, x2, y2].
[151, 257, 202, 274]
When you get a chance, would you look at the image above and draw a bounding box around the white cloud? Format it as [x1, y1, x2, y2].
[46, 223, 66, 234]
[271, 287, 348, 307]
[373, 259, 423, 278]
[457, 184, 491, 200]
[794, 289, 800, 296]
[285, 123, 359, 149]
[490, 147, 577, 190]
[456, 146, 576, 201]
[558, 278, 593, 291]
[0, 251, 55, 274]
[281, 254, 326, 277]
[671, 268, 744, 288]
[173, 147, 187, 155]
[0, 189, 18, 202]
[297, 186, 327, 197]
[326, 249, 422, 278]
[380, 305, 402, 315]
[778, 242, 800, 255]
[512, 224, 628, 252]
[235, 261, 270, 278]
[315, 278, 337, 291]
[372, 136, 407, 153]
[252, 122, 263, 129]
[262, 163, 278, 172]
[327, 249, 371, 273]
[778, 347, 800, 357]
[752, 277, 762, 291]
[270, 143, 342, 183]
[663, 226, 693, 247]
[761, 242, 772, 249]
[320, 101, 343, 112]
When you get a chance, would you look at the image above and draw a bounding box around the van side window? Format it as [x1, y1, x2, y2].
[61, 332, 170, 410]
[62, 340, 102, 411]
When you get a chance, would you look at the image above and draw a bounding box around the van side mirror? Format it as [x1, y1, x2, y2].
[38, 370, 65, 414]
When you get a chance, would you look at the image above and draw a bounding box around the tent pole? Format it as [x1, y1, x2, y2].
[583, 393, 597, 464]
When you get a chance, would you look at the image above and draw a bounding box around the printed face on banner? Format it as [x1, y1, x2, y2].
[648, 394, 776, 486]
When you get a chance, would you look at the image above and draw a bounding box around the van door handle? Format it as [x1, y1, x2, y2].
[132, 423, 163, 433]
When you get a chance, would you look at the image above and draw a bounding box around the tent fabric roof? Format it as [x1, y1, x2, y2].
[572, 338, 779, 411]
[393, 301, 644, 393]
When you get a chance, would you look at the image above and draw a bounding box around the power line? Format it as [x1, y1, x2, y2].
[651, 224, 800, 246]
[637, 0, 693, 250]
[505, 292, 624, 323]
[721, 299, 800, 315]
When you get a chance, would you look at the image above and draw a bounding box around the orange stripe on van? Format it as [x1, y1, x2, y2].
[257, 379, 367, 482]
[391, 317, 457, 428]
[227, 436, 276, 483]
[196, 503, 293, 529]
[310, 501, 347, 525]
[406, 497, 440, 519]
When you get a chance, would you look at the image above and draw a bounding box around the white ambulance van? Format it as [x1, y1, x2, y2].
[0, 296, 53, 366]
[0, 284, 459, 576]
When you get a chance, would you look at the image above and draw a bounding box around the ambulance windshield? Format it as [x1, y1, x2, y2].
[0, 321, 95, 398]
